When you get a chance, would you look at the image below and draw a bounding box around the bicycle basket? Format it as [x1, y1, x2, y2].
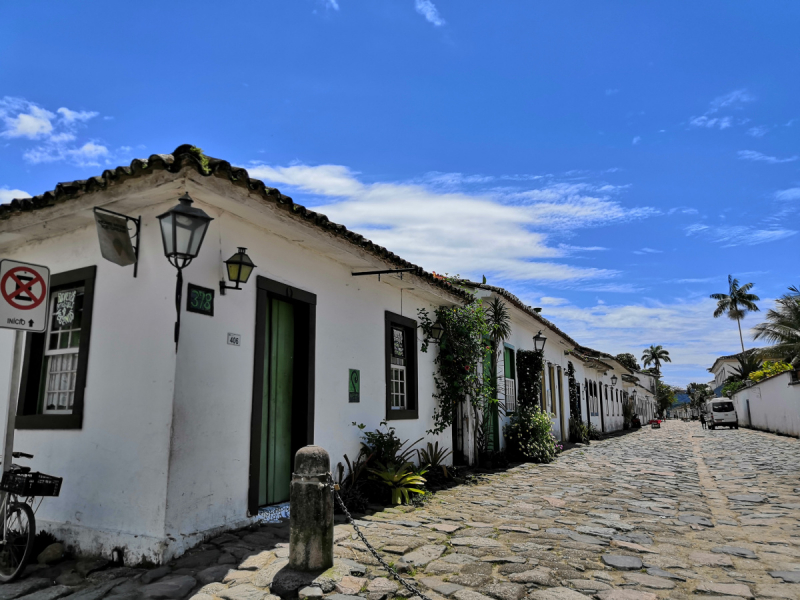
[0, 471, 62, 497]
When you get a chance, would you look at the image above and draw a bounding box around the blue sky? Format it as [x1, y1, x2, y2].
[2, 1, 798, 385]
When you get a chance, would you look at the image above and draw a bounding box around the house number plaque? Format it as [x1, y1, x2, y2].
[187, 283, 214, 316]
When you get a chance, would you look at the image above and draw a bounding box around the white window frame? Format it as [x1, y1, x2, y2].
[41, 286, 84, 415]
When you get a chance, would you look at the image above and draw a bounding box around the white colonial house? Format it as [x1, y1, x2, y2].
[0, 145, 467, 564]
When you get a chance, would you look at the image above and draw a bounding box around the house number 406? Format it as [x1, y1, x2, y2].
[227, 333, 241, 346]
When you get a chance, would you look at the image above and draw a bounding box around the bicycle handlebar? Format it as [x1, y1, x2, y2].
[11, 452, 33, 459]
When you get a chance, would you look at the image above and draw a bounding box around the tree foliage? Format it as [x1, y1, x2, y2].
[655, 381, 677, 416]
[749, 360, 793, 383]
[753, 285, 800, 366]
[615, 353, 641, 371]
[641, 345, 671, 375]
[711, 275, 760, 353]
[686, 382, 714, 411]
[516, 349, 544, 409]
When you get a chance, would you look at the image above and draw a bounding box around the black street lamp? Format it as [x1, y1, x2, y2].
[220, 248, 256, 295]
[157, 192, 214, 348]
[611, 374, 618, 386]
[533, 330, 547, 352]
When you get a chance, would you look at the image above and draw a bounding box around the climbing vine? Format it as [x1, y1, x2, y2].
[418, 300, 494, 461]
[515, 349, 544, 409]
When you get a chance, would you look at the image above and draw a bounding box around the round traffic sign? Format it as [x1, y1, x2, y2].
[1, 267, 47, 311]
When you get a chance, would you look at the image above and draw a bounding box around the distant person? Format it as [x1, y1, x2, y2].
[699, 412, 706, 430]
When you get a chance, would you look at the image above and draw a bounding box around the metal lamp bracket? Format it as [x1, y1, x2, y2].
[351, 268, 416, 282]
[93, 207, 142, 278]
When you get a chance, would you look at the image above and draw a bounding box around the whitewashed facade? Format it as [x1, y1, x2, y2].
[731, 371, 800, 438]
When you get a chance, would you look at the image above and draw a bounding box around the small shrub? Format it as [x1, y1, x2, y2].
[749, 361, 793, 383]
[504, 405, 558, 463]
[417, 441, 452, 479]
[587, 421, 601, 440]
[353, 421, 421, 467]
[368, 462, 427, 505]
[569, 416, 589, 443]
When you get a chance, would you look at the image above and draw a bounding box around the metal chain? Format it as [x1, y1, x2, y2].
[327, 474, 433, 600]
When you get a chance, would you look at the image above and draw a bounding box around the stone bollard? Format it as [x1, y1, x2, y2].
[289, 445, 334, 572]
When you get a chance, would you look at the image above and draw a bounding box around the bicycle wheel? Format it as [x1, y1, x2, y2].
[0, 502, 35, 582]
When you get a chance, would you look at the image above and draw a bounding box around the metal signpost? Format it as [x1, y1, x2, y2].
[0, 260, 50, 474]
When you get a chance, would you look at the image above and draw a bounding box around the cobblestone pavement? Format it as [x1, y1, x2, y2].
[9, 422, 800, 600]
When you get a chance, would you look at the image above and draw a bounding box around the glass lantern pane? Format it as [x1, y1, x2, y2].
[239, 263, 254, 282]
[175, 214, 194, 256]
[159, 214, 175, 255]
[187, 221, 209, 257]
[227, 261, 241, 282]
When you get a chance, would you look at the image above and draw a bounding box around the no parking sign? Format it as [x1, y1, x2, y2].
[0, 260, 50, 332]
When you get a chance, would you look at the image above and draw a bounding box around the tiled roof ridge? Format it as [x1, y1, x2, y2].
[0, 144, 470, 302]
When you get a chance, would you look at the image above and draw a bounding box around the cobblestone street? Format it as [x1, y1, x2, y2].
[8, 422, 800, 600]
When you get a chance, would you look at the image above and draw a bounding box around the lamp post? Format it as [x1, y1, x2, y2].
[220, 247, 256, 294]
[157, 192, 214, 349]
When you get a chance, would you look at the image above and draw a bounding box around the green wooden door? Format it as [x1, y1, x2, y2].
[259, 298, 295, 506]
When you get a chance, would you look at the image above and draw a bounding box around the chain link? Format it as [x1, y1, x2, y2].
[327, 474, 433, 600]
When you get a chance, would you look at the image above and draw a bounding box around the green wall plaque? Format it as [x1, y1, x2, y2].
[349, 369, 360, 403]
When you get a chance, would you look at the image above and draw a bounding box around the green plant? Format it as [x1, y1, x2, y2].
[504, 405, 558, 463]
[749, 360, 793, 383]
[711, 275, 761, 353]
[353, 421, 421, 467]
[722, 379, 746, 398]
[622, 400, 634, 429]
[566, 361, 581, 419]
[615, 353, 641, 371]
[729, 353, 762, 382]
[568, 416, 589, 443]
[516, 349, 544, 409]
[656, 381, 677, 417]
[416, 441, 452, 479]
[189, 146, 211, 174]
[753, 285, 800, 366]
[418, 301, 494, 463]
[367, 462, 427, 505]
[587, 421, 601, 440]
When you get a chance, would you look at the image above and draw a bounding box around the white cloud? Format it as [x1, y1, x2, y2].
[633, 247, 662, 255]
[0, 187, 31, 204]
[685, 223, 796, 246]
[667, 207, 699, 215]
[0, 97, 108, 167]
[746, 125, 768, 137]
[247, 162, 657, 283]
[534, 294, 769, 385]
[56, 107, 98, 123]
[415, 0, 445, 26]
[709, 89, 754, 110]
[775, 187, 800, 201]
[688, 89, 754, 131]
[689, 115, 732, 130]
[737, 150, 798, 164]
[632, 136, 641, 145]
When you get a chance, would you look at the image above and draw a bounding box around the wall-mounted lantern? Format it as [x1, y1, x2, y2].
[429, 321, 445, 343]
[611, 374, 618, 386]
[157, 192, 214, 349]
[533, 330, 547, 352]
[220, 247, 256, 295]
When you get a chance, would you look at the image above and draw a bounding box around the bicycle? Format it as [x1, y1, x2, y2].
[0, 452, 62, 583]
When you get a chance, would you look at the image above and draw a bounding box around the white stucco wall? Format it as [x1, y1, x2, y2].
[732, 372, 800, 438]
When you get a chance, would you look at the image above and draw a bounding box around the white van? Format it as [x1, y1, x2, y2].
[704, 399, 739, 430]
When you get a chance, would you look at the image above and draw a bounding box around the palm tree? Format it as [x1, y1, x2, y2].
[728, 351, 761, 382]
[711, 275, 760, 353]
[753, 285, 800, 366]
[641, 344, 671, 375]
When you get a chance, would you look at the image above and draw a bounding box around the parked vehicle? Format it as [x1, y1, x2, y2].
[703, 399, 739, 430]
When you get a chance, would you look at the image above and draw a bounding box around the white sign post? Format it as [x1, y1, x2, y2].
[0, 260, 49, 475]
[0, 260, 50, 332]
